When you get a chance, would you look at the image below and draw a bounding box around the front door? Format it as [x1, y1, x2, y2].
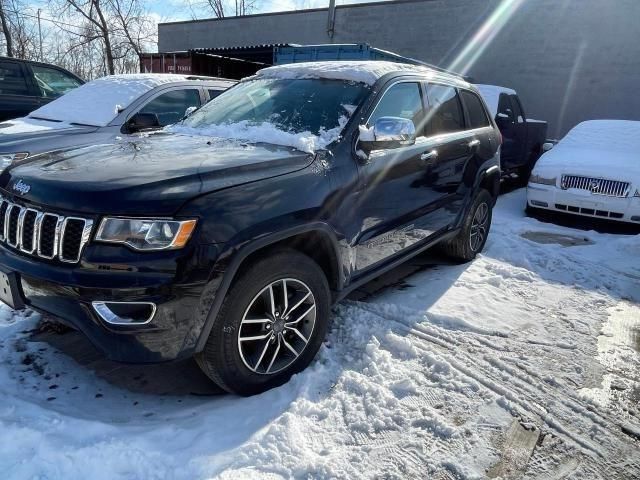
[354, 81, 445, 272]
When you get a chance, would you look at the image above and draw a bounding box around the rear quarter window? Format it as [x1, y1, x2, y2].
[460, 90, 491, 129]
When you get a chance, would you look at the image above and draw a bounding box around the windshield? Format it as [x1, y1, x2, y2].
[182, 78, 369, 138]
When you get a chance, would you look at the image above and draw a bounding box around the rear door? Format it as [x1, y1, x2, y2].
[420, 83, 478, 228]
[0, 60, 40, 121]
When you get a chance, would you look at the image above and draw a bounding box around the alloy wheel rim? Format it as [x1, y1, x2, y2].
[469, 202, 489, 252]
[237, 278, 316, 375]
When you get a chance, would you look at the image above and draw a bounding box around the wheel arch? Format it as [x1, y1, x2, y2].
[195, 223, 343, 352]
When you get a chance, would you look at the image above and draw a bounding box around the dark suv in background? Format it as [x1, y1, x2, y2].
[0, 57, 83, 122]
[0, 61, 501, 395]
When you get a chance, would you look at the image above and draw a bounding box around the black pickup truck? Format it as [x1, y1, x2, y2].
[0, 61, 501, 395]
[476, 84, 548, 183]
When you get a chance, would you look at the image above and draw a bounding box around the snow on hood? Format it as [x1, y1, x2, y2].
[29, 74, 191, 127]
[0, 117, 75, 135]
[167, 117, 348, 154]
[474, 84, 516, 117]
[254, 61, 434, 86]
[534, 120, 640, 178]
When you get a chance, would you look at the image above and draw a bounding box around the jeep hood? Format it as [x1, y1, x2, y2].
[0, 132, 314, 215]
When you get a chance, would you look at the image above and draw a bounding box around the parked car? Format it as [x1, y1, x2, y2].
[0, 57, 83, 122]
[475, 84, 548, 182]
[0, 74, 236, 169]
[0, 61, 501, 395]
[527, 120, 640, 224]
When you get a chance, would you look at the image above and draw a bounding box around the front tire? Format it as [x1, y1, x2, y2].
[196, 249, 331, 396]
[441, 189, 493, 262]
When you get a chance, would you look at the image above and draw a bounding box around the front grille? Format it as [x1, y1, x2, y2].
[0, 197, 93, 263]
[560, 175, 630, 198]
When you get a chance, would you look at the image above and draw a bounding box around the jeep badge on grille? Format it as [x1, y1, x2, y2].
[12, 180, 31, 195]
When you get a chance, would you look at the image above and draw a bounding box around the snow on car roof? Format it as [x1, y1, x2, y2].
[560, 120, 640, 152]
[253, 61, 447, 86]
[474, 84, 517, 117]
[28, 74, 196, 127]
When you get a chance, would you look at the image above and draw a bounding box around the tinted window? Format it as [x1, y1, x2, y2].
[460, 90, 490, 129]
[425, 84, 464, 135]
[140, 89, 201, 126]
[0, 61, 30, 96]
[509, 94, 524, 123]
[497, 93, 515, 122]
[208, 89, 223, 102]
[369, 82, 424, 134]
[31, 65, 81, 98]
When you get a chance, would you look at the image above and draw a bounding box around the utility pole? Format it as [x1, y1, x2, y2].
[37, 9, 43, 61]
[327, 0, 336, 41]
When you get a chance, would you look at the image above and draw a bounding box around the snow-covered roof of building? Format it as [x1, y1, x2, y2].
[474, 84, 517, 117]
[254, 61, 454, 86]
[28, 74, 198, 127]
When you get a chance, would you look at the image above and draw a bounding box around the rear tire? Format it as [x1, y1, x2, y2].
[441, 189, 493, 262]
[196, 249, 331, 396]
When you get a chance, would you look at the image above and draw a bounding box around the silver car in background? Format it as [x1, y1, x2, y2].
[0, 74, 236, 168]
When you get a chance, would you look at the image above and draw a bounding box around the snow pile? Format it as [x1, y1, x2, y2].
[29, 74, 191, 127]
[168, 116, 348, 154]
[474, 84, 516, 117]
[534, 120, 640, 177]
[254, 61, 436, 86]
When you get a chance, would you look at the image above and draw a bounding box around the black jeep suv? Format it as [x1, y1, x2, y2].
[0, 62, 500, 395]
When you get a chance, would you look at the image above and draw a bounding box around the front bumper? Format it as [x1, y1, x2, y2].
[0, 242, 221, 363]
[526, 184, 640, 223]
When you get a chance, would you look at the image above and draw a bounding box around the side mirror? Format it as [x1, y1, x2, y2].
[183, 106, 198, 119]
[359, 116, 416, 153]
[127, 112, 160, 133]
[542, 142, 555, 152]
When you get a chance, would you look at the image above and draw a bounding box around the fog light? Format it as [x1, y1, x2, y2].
[530, 200, 549, 208]
[92, 301, 156, 325]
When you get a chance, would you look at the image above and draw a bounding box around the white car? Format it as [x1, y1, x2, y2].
[527, 120, 640, 224]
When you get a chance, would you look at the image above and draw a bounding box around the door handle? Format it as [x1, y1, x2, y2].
[420, 150, 438, 162]
[468, 139, 481, 151]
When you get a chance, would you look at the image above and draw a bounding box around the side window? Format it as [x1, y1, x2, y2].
[425, 84, 465, 135]
[207, 89, 223, 102]
[460, 90, 491, 129]
[497, 93, 515, 123]
[139, 89, 201, 126]
[30, 65, 81, 98]
[0, 61, 31, 96]
[369, 82, 425, 134]
[509, 95, 524, 123]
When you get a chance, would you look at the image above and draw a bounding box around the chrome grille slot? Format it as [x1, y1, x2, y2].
[0, 196, 93, 264]
[561, 175, 630, 198]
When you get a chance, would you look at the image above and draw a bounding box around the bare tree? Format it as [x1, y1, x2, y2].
[189, 0, 257, 19]
[0, 0, 13, 57]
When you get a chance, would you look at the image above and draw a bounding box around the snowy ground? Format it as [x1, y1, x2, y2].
[0, 189, 639, 479]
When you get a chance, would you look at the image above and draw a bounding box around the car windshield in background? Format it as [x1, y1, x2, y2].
[182, 78, 369, 136]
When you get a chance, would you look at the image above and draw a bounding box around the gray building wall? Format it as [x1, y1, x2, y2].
[159, 0, 640, 138]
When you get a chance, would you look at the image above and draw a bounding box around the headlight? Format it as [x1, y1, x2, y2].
[529, 174, 557, 186]
[96, 218, 197, 251]
[0, 152, 29, 169]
